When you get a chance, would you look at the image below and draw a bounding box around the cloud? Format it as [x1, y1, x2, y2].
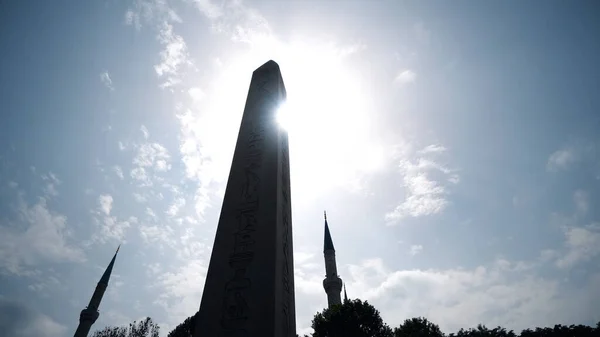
[133, 143, 170, 171]
[93, 216, 134, 244]
[133, 193, 147, 203]
[345, 257, 599, 333]
[188, 87, 205, 102]
[547, 148, 577, 171]
[98, 194, 113, 216]
[113, 166, 124, 180]
[130, 167, 151, 186]
[294, 252, 326, 296]
[419, 144, 447, 154]
[124, 0, 182, 31]
[192, 0, 223, 19]
[166, 197, 186, 217]
[129, 139, 172, 187]
[386, 144, 458, 224]
[100, 71, 114, 91]
[40, 172, 61, 198]
[154, 22, 192, 88]
[0, 195, 85, 275]
[91, 196, 134, 244]
[556, 224, 600, 269]
[0, 298, 67, 337]
[138, 223, 175, 247]
[140, 125, 150, 140]
[154, 259, 208, 328]
[199, 0, 271, 45]
[395, 69, 417, 84]
[409, 244, 423, 256]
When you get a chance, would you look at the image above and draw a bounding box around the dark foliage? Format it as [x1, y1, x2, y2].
[167, 313, 196, 337]
[169, 301, 600, 337]
[91, 317, 160, 337]
[311, 299, 394, 337]
[394, 317, 444, 337]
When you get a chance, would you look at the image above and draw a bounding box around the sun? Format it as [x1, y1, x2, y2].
[205, 36, 385, 195]
[276, 102, 293, 132]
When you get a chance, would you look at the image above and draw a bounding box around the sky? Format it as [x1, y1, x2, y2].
[1, 0, 600, 336]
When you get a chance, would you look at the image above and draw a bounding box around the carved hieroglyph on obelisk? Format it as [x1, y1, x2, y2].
[193, 60, 296, 337]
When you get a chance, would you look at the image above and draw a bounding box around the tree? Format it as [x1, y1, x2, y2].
[394, 317, 444, 337]
[167, 314, 196, 337]
[450, 325, 516, 337]
[311, 299, 393, 337]
[91, 317, 160, 337]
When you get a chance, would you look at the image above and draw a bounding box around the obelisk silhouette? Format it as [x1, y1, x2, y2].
[193, 60, 296, 337]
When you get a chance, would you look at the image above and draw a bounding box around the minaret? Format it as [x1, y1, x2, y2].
[344, 283, 348, 303]
[323, 211, 342, 308]
[74, 246, 120, 337]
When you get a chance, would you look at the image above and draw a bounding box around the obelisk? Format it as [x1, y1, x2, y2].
[193, 60, 296, 337]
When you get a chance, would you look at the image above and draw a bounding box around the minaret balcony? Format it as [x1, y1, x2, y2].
[79, 308, 99, 323]
[323, 277, 342, 292]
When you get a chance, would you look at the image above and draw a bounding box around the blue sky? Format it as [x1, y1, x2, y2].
[1, 1, 599, 336]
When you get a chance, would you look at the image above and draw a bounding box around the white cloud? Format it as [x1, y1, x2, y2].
[395, 69, 417, 84]
[419, 144, 447, 154]
[154, 22, 192, 88]
[129, 140, 171, 188]
[93, 215, 133, 244]
[124, 0, 181, 31]
[409, 244, 423, 256]
[134, 143, 170, 169]
[118, 141, 126, 151]
[130, 167, 151, 186]
[98, 194, 113, 216]
[140, 125, 150, 140]
[100, 71, 114, 91]
[547, 148, 576, 171]
[146, 207, 157, 220]
[556, 224, 600, 269]
[41, 172, 61, 198]
[0, 196, 85, 275]
[166, 197, 186, 217]
[188, 87, 205, 102]
[92, 196, 134, 244]
[138, 223, 175, 247]
[145, 262, 162, 276]
[124, 9, 140, 30]
[113, 166, 124, 180]
[154, 259, 208, 328]
[386, 145, 457, 224]
[294, 252, 326, 296]
[192, 0, 223, 19]
[344, 258, 598, 333]
[133, 193, 147, 203]
[201, 0, 271, 45]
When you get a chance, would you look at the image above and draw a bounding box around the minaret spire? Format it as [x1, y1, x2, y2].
[74, 246, 120, 337]
[322, 211, 342, 308]
[344, 283, 348, 303]
[324, 211, 335, 252]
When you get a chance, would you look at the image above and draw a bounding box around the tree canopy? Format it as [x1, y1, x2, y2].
[167, 313, 196, 337]
[311, 299, 393, 337]
[91, 317, 160, 337]
[110, 301, 599, 337]
[394, 317, 444, 337]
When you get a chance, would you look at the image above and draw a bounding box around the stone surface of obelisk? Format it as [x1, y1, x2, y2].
[193, 60, 295, 337]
